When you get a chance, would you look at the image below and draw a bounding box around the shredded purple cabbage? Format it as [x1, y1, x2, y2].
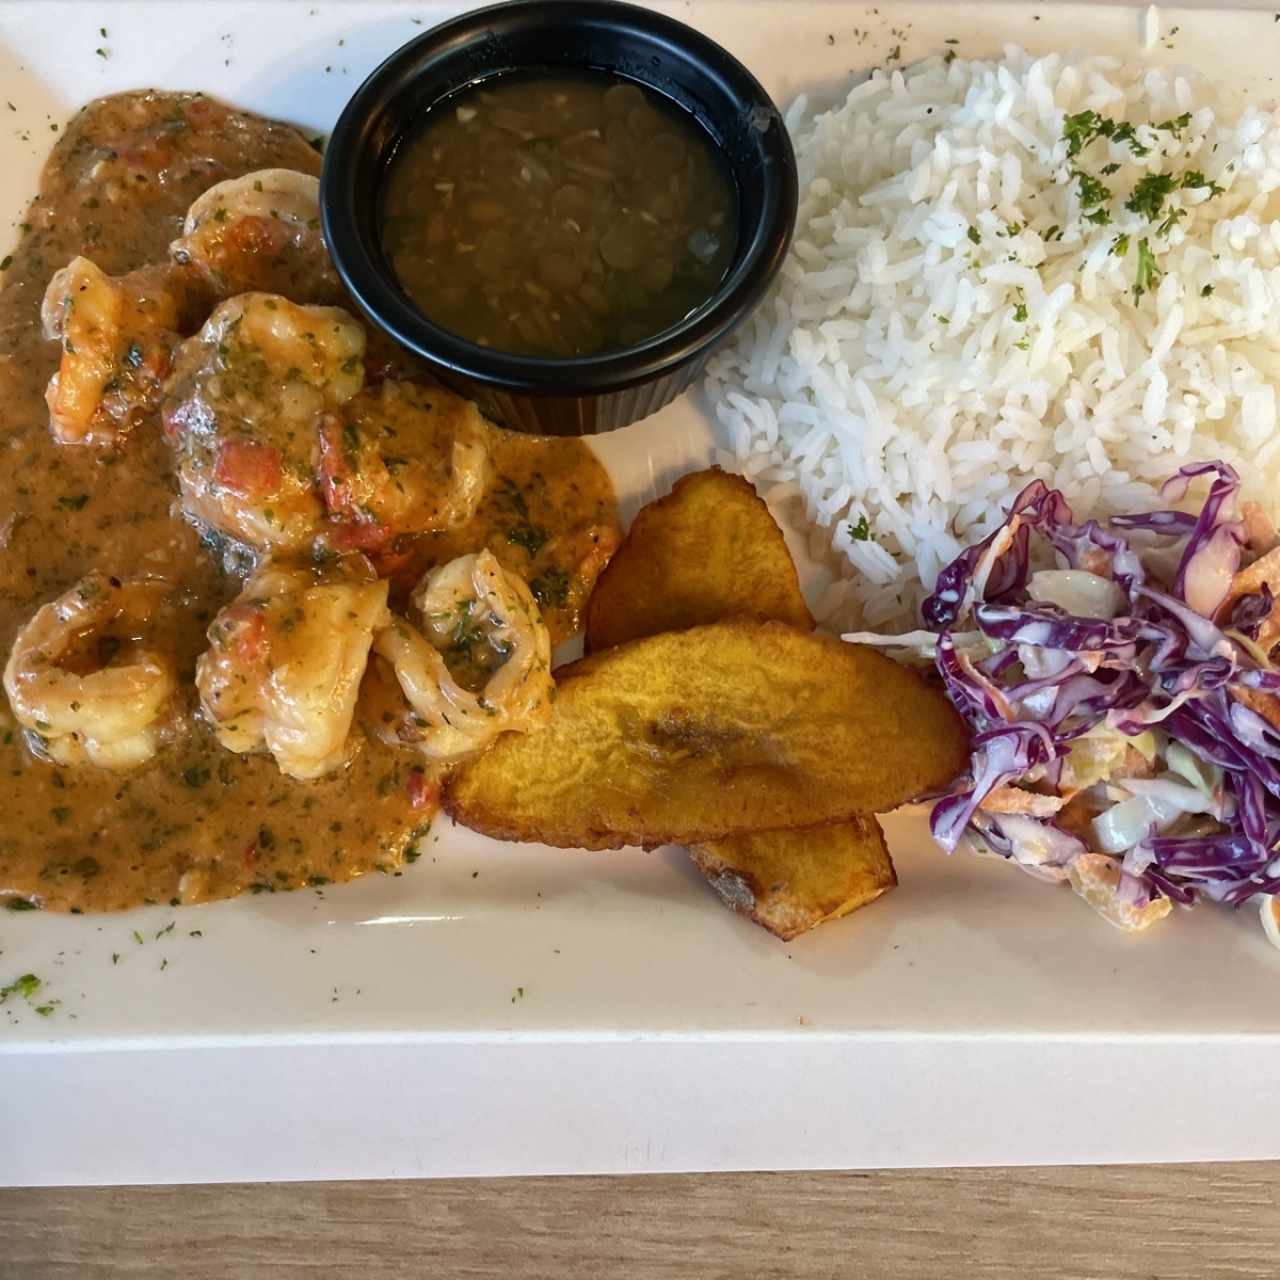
[922, 461, 1280, 924]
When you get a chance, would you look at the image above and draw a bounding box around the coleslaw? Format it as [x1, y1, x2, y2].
[848, 461, 1280, 946]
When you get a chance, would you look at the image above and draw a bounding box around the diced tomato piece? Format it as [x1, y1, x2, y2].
[215, 437, 282, 496]
[184, 97, 232, 132]
[220, 606, 270, 664]
[326, 519, 391, 553]
[406, 770, 440, 812]
[315, 418, 352, 513]
[368, 542, 418, 580]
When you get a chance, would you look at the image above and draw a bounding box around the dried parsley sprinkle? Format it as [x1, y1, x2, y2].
[1013, 301, 1029, 323]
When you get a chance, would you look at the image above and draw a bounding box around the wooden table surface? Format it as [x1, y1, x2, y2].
[4, 1164, 1278, 1277]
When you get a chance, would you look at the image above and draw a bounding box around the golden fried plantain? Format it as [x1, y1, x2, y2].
[444, 621, 968, 850]
[690, 817, 896, 941]
[584, 467, 812, 653]
[584, 466, 900, 939]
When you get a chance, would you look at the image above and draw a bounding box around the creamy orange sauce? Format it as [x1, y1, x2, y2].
[0, 92, 618, 914]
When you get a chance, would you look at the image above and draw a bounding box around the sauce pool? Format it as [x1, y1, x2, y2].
[380, 71, 739, 359]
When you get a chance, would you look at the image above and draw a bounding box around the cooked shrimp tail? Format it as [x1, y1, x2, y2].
[41, 257, 198, 445]
[196, 562, 389, 780]
[162, 292, 366, 554]
[369, 549, 553, 760]
[171, 169, 342, 305]
[3, 573, 181, 767]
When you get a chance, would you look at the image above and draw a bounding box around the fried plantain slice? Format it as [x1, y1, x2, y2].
[585, 466, 899, 939]
[444, 621, 968, 850]
[584, 467, 812, 653]
[689, 817, 896, 941]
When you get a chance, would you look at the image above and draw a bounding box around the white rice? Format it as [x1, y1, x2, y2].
[706, 47, 1280, 632]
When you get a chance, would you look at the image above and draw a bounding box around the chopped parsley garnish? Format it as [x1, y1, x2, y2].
[849, 515, 873, 541]
[1062, 109, 1103, 159]
[1111, 234, 1130, 257]
[5, 898, 37, 912]
[1133, 237, 1159, 302]
[1181, 170, 1225, 197]
[966, 226, 980, 245]
[1108, 122, 1148, 158]
[530, 567, 570, 609]
[1062, 111, 1150, 160]
[0, 973, 40, 1003]
[1157, 112, 1192, 137]
[1085, 207, 1112, 226]
[1201, 284, 1215, 297]
[1012, 301, 1028, 323]
[1074, 170, 1111, 209]
[507, 523, 549, 557]
[1125, 172, 1178, 220]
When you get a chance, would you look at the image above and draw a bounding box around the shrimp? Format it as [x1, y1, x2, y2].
[41, 257, 199, 445]
[162, 292, 366, 554]
[170, 169, 343, 306]
[3, 573, 180, 768]
[368, 549, 553, 760]
[316, 380, 490, 551]
[195, 562, 390, 780]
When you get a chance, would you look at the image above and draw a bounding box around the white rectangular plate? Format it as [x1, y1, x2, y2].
[2, 0, 1279, 1186]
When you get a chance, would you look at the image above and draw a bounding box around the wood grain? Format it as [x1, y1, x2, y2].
[3, 1165, 1278, 1279]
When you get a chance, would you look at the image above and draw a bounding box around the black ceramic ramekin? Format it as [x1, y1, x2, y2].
[321, 0, 797, 435]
